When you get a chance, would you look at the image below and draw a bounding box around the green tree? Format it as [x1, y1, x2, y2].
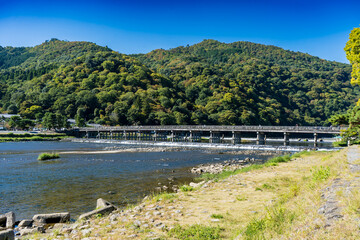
[42, 112, 57, 129]
[8, 116, 34, 130]
[345, 27, 360, 85]
[75, 107, 86, 127]
[8, 116, 22, 129]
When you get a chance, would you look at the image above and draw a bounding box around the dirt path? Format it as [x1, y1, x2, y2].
[348, 145, 360, 172]
[318, 145, 360, 228]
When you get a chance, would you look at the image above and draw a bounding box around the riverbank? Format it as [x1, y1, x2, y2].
[0, 133, 70, 142]
[20, 146, 360, 239]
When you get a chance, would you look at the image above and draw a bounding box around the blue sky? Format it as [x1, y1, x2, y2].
[0, 0, 359, 63]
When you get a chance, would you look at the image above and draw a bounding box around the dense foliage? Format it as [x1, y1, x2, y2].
[135, 40, 358, 125]
[331, 27, 360, 145]
[345, 27, 360, 86]
[0, 38, 358, 126]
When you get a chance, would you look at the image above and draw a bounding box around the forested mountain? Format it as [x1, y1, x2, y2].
[134, 40, 358, 125]
[0, 39, 358, 126]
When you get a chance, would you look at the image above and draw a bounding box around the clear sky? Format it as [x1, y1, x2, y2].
[0, 0, 359, 63]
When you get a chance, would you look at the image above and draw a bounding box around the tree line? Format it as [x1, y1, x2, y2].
[0, 38, 358, 128]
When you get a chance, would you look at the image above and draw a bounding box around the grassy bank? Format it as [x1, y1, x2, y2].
[28, 148, 360, 239]
[197, 151, 313, 182]
[0, 133, 70, 142]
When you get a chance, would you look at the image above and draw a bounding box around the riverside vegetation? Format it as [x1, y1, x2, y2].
[24, 147, 360, 239]
[37, 153, 60, 161]
[0, 39, 358, 128]
[0, 133, 69, 142]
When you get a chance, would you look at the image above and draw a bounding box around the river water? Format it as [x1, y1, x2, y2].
[0, 140, 333, 220]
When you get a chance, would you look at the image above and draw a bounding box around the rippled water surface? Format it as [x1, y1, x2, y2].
[0, 141, 280, 220]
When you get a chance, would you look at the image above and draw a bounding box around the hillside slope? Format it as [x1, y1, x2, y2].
[135, 40, 359, 125]
[0, 39, 358, 126]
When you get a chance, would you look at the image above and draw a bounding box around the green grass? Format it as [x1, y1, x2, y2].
[236, 196, 248, 201]
[168, 224, 222, 240]
[243, 206, 295, 239]
[37, 152, 60, 161]
[333, 141, 348, 147]
[152, 192, 177, 202]
[211, 214, 224, 219]
[0, 133, 70, 142]
[199, 154, 303, 182]
[180, 185, 194, 192]
[311, 166, 331, 181]
[262, 183, 275, 190]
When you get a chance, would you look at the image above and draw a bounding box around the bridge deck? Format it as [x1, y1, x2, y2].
[78, 125, 345, 134]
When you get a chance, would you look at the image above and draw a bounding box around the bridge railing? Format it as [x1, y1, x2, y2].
[78, 125, 347, 133]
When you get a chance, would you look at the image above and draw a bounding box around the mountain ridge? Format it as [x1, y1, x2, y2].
[0, 39, 357, 126]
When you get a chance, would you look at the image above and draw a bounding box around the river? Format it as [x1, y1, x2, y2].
[0, 140, 334, 220]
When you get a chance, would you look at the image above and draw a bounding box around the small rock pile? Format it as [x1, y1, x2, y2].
[0, 198, 118, 239]
[191, 157, 260, 174]
[0, 211, 70, 239]
[37, 200, 190, 239]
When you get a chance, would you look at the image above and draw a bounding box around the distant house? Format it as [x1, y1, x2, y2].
[68, 119, 76, 125]
[0, 114, 20, 130]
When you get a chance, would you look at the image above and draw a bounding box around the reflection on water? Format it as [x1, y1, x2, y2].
[0, 141, 277, 219]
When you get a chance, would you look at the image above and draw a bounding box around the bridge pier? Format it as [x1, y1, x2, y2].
[137, 131, 141, 141]
[132, 131, 136, 140]
[189, 131, 201, 142]
[232, 131, 241, 145]
[257, 132, 265, 145]
[314, 133, 318, 147]
[159, 131, 167, 141]
[209, 131, 221, 144]
[284, 132, 289, 146]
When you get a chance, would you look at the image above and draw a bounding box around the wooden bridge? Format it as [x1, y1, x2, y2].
[73, 125, 346, 146]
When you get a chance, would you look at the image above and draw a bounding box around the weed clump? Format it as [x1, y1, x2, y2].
[152, 192, 177, 202]
[180, 185, 194, 192]
[311, 166, 331, 181]
[168, 224, 222, 240]
[211, 214, 224, 219]
[38, 153, 60, 161]
[244, 206, 295, 239]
